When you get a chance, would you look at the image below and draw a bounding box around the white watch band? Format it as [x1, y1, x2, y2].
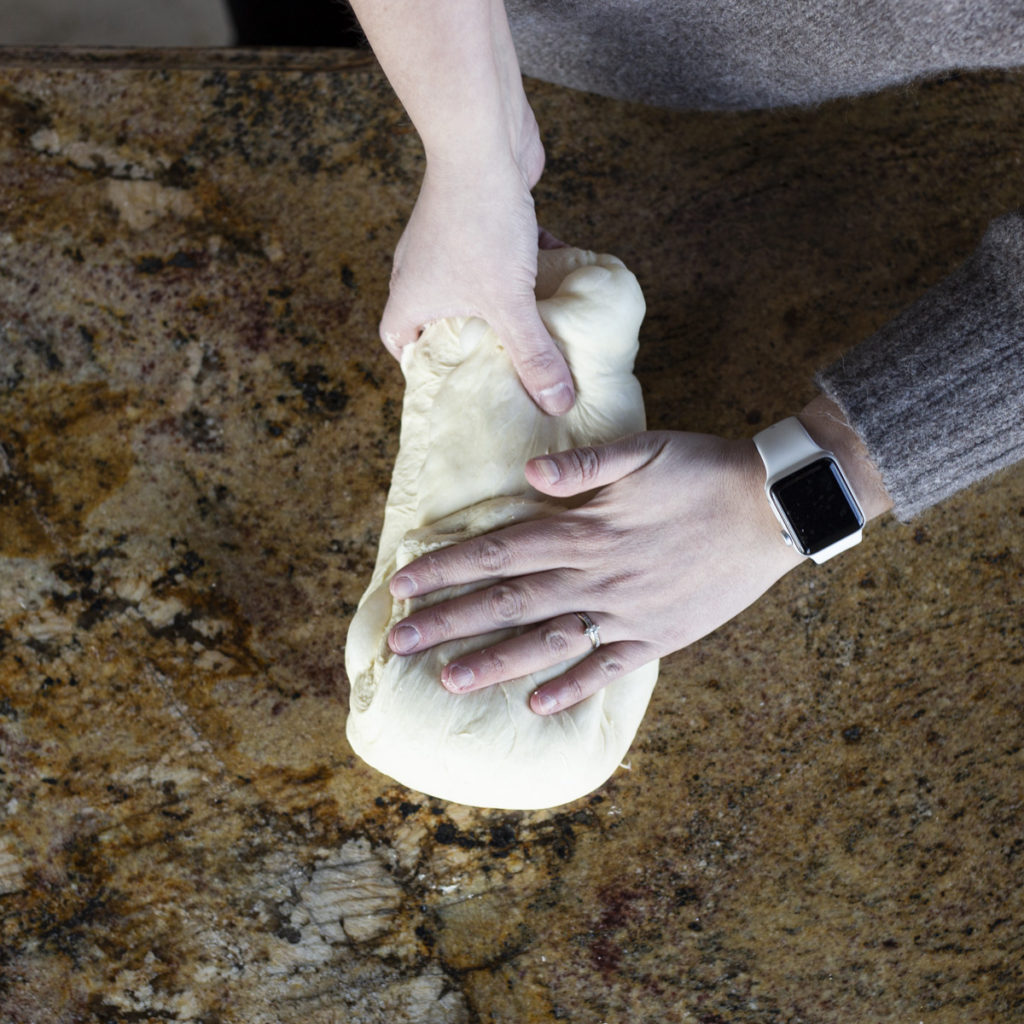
[752, 417, 824, 477]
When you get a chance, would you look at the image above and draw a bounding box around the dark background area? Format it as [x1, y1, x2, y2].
[226, 0, 367, 47]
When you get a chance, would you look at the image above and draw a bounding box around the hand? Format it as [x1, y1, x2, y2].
[386, 430, 807, 714]
[378, 145, 576, 416]
[350, 0, 574, 412]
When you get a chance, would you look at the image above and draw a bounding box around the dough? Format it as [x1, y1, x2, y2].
[344, 247, 659, 809]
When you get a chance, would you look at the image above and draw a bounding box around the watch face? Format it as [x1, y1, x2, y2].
[770, 457, 865, 556]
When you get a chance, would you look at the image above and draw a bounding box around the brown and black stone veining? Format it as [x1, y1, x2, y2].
[0, 46, 1022, 1024]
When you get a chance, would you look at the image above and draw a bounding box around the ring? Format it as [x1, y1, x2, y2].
[575, 612, 601, 650]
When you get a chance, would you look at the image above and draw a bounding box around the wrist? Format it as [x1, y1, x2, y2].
[733, 438, 807, 572]
[742, 398, 890, 565]
[797, 395, 893, 522]
[423, 92, 544, 189]
[359, 0, 542, 185]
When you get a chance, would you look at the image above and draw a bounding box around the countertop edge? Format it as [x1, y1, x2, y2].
[0, 44, 377, 72]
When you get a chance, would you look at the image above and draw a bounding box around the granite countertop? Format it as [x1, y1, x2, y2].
[0, 46, 1022, 1024]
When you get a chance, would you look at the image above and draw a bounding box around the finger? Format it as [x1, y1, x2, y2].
[538, 227, 568, 250]
[525, 433, 662, 497]
[387, 571, 574, 655]
[390, 518, 573, 599]
[500, 303, 576, 416]
[529, 640, 654, 715]
[378, 297, 422, 360]
[440, 612, 596, 693]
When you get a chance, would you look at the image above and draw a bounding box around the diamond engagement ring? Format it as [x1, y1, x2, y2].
[575, 612, 601, 650]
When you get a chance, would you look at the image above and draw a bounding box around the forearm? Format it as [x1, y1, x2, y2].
[349, 0, 538, 175]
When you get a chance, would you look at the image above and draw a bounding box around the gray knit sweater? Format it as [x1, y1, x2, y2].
[506, 0, 1024, 520]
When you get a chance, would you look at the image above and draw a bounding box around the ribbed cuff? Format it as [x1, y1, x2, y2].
[816, 210, 1024, 521]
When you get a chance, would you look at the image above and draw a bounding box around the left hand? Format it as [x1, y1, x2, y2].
[385, 430, 806, 714]
[377, 156, 576, 415]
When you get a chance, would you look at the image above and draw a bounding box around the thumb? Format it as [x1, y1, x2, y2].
[525, 433, 658, 496]
[501, 304, 576, 416]
[378, 296, 422, 361]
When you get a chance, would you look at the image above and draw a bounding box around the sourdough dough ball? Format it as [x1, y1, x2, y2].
[345, 247, 659, 809]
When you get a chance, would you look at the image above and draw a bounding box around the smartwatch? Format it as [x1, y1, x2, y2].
[753, 417, 865, 564]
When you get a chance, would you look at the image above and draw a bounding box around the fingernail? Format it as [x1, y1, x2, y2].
[532, 456, 560, 485]
[391, 623, 421, 653]
[531, 690, 558, 715]
[537, 382, 573, 415]
[444, 664, 474, 691]
[391, 574, 416, 599]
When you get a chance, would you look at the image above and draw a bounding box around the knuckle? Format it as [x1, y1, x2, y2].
[482, 648, 507, 676]
[600, 567, 642, 592]
[518, 347, 559, 373]
[419, 552, 452, 589]
[542, 625, 571, 658]
[563, 676, 586, 707]
[475, 536, 512, 575]
[558, 518, 595, 561]
[595, 651, 624, 679]
[424, 605, 454, 637]
[487, 583, 527, 624]
[568, 446, 601, 484]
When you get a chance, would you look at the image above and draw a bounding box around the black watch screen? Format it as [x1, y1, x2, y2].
[770, 457, 865, 555]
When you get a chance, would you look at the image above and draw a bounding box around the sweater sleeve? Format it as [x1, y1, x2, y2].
[815, 209, 1024, 522]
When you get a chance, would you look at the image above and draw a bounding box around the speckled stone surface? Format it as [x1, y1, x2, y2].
[0, 47, 1022, 1024]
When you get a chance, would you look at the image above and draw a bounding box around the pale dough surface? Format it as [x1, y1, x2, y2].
[344, 248, 660, 809]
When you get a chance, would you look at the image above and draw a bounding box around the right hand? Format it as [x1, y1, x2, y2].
[379, 136, 576, 415]
[386, 430, 804, 714]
